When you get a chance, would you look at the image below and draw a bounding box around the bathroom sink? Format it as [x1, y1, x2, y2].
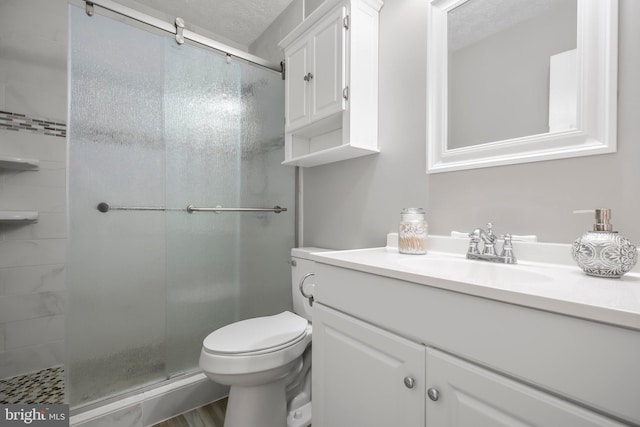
[397, 254, 553, 287]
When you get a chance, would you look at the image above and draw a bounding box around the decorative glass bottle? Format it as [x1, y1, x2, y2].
[399, 208, 427, 254]
[571, 208, 638, 278]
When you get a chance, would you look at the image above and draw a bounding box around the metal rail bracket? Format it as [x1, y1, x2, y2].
[85, 1, 94, 16]
[175, 17, 185, 44]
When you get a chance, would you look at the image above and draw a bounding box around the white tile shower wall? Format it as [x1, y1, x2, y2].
[0, 0, 68, 379]
[0, 131, 67, 379]
[0, 0, 67, 122]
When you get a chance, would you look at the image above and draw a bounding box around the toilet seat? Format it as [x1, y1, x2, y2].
[199, 311, 312, 376]
[203, 311, 308, 355]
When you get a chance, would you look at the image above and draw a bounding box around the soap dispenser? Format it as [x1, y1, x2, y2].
[571, 208, 638, 278]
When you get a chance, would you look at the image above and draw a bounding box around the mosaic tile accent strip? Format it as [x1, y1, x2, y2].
[0, 366, 65, 404]
[0, 110, 66, 138]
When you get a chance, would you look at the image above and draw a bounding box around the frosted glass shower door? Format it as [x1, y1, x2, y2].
[68, 6, 167, 406]
[163, 40, 294, 375]
[68, 4, 294, 408]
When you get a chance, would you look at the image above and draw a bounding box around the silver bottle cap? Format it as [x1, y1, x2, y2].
[594, 208, 613, 232]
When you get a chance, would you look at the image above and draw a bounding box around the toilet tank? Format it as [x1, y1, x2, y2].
[291, 247, 331, 321]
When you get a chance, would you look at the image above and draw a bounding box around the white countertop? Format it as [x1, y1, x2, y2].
[309, 236, 640, 331]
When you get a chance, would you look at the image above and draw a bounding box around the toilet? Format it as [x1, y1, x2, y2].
[199, 247, 327, 427]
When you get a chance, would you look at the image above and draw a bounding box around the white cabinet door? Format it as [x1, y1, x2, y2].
[426, 347, 627, 427]
[310, 6, 346, 123]
[313, 303, 425, 427]
[279, 0, 381, 166]
[284, 38, 309, 130]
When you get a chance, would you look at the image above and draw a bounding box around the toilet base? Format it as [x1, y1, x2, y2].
[287, 401, 312, 427]
[224, 378, 288, 427]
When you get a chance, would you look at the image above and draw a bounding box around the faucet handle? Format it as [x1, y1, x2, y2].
[500, 234, 517, 264]
[467, 230, 481, 255]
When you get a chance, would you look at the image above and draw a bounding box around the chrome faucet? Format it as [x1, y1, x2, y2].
[467, 223, 516, 264]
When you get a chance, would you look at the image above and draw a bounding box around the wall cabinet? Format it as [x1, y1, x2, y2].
[285, 7, 346, 131]
[312, 264, 639, 426]
[279, 0, 382, 167]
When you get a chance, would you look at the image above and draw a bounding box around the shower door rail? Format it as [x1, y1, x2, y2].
[82, 0, 282, 73]
[96, 202, 287, 213]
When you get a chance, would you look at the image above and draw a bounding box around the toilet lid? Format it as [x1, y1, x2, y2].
[203, 311, 308, 354]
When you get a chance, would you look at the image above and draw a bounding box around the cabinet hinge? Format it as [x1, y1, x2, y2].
[343, 86, 349, 101]
[343, 15, 349, 30]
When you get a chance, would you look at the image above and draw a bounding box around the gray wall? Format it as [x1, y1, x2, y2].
[252, 0, 640, 248]
[430, 0, 640, 244]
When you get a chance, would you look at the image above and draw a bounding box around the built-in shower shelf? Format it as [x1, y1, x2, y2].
[0, 155, 40, 170]
[0, 211, 39, 223]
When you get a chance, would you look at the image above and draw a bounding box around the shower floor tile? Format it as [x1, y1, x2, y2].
[0, 366, 64, 404]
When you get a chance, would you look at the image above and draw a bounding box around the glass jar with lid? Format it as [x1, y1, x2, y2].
[399, 208, 427, 254]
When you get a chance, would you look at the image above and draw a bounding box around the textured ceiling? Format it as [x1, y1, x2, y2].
[124, 0, 296, 47]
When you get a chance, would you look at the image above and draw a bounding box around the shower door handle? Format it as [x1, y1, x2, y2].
[97, 203, 287, 214]
[186, 205, 287, 214]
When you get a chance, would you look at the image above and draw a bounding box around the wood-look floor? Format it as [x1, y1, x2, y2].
[152, 397, 312, 427]
[153, 398, 227, 427]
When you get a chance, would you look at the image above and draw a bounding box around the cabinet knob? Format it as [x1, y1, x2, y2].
[427, 388, 440, 401]
[303, 72, 314, 82]
[403, 376, 415, 389]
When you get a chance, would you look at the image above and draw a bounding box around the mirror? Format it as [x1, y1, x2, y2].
[426, 0, 618, 173]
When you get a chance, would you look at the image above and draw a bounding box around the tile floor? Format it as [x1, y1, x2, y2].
[0, 366, 65, 404]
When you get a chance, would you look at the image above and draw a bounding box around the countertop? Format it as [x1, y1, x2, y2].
[309, 236, 640, 331]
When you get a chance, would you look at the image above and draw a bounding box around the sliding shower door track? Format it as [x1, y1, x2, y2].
[80, 0, 282, 73]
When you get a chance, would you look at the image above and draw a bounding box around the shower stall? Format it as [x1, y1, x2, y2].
[67, 3, 294, 410]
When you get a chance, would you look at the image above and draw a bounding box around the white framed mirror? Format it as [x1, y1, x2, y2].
[426, 0, 618, 173]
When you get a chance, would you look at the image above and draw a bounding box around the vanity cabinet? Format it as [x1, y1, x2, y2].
[278, 0, 382, 167]
[312, 263, 640, 426]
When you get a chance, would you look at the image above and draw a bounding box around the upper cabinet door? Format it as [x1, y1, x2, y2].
[284, 38, 310, 130]
[310, 6, 346, 123]
[278, 0, 382, 166]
